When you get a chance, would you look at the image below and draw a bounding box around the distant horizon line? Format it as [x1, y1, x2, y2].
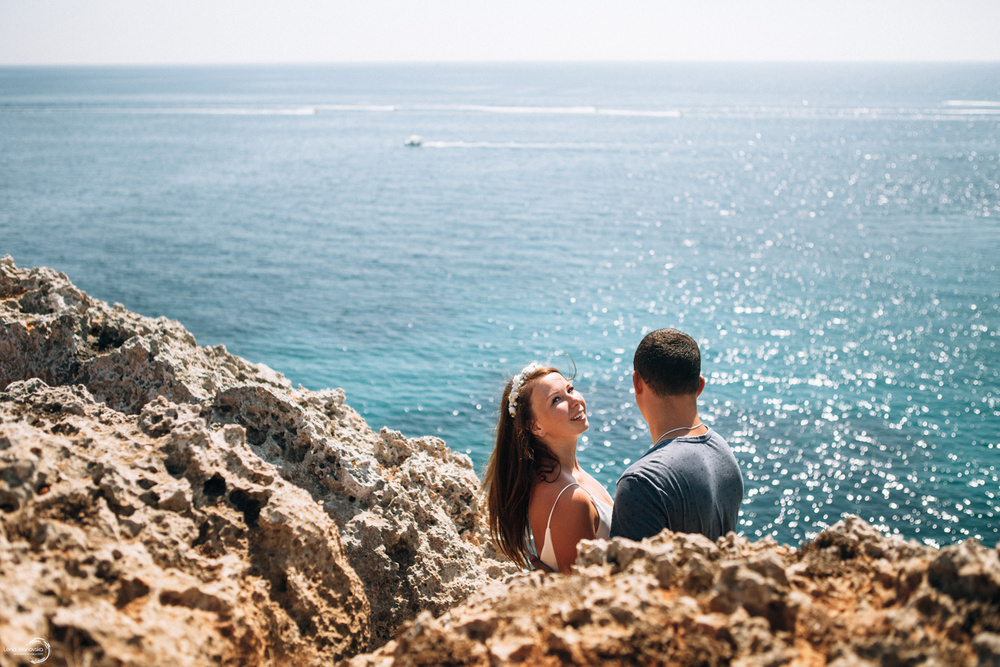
[2, 58, 1000, 69]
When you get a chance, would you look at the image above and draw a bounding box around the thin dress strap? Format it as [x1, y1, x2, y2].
[547, 483, 580, 530]
[538, 483, 579, 570]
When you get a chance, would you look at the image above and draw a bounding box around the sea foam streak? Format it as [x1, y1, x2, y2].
[420, 140, 614, 149]
[694, 105, 1000, 122]
[88, 107, 319, 116]
[944, 100, 1000, 107]
[177, 107, 318, 115]
[314, 105, 397, 112]
[425, 104, 682, 117]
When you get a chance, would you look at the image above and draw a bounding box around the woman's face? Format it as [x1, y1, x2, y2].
[528, 372, 588, 445]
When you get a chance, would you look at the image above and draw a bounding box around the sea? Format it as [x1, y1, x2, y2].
[1, 63, 997, 548]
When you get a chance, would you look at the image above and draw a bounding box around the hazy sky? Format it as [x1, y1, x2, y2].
[2, 0, 999, 65]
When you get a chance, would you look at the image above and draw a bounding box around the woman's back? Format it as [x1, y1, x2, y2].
[528, 471, 613, 572]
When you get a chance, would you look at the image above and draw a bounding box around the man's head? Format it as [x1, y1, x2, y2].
[633, 328, 702, 397]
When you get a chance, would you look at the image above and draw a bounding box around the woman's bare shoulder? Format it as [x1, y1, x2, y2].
[528, 477, 602, 573]
[550, 487, 602, 540]
[528, 475, 579, 517]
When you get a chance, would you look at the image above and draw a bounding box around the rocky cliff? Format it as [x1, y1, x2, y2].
[0, 256, 515, 665]
[3, 256, 999, 666]
[1, 379, 368, 664]
[348, 519, 1000, 666]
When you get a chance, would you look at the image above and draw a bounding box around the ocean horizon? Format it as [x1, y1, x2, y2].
[2, 62, 997, 548]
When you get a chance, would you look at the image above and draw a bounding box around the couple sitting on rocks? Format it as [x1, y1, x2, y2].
[483, 328, 745, 573]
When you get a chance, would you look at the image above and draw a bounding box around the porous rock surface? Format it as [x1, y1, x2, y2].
[0, 379, 368, 665]
[0, 256, 516, 663]
[7, 256, 999, 666]
[347, 519, 1000, 666]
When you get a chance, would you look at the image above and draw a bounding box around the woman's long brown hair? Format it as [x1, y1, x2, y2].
[481, 365, 561, 569]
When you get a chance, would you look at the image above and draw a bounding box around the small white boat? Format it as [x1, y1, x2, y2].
[404, 135, 422, 147]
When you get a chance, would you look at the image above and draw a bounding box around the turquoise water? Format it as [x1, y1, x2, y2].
[2, 63, 998, 547]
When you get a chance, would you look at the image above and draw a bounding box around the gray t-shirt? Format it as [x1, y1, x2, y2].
[610, 428, 743, 542]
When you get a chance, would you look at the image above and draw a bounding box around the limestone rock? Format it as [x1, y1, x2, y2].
[0, 256, 517, 656]
[0, 380, 369, 665]
[14, 256, 995, 666]
[347, 517, 1000, 666]
[205, 384, 516, 646]
[0, 258, 294, 415]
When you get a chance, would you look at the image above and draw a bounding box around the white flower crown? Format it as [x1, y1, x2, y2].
[507, 362, 542, 418]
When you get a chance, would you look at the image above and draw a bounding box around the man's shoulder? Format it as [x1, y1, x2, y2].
[617, 460, 649, 485]
[618, 444, 688, 492]
[619, 446, 665, 479]
[622, 429, 737, 479]
[702, 428, 741, 464]
[635, 433, 711, 465]
[703, 427, 732, 446]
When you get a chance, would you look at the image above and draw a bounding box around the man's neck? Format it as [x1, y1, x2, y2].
[644, 396, 702, 444]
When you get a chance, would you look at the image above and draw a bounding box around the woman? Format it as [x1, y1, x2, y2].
[482, 363, 614, 573]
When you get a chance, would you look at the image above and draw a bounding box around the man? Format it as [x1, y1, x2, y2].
[610, 328, 743, 542]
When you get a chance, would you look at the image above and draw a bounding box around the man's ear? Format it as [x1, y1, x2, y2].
[696, 375, 706, 397]
[633, 370, 644, 396]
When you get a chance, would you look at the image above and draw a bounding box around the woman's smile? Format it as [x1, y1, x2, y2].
[530, 372, 589, 442]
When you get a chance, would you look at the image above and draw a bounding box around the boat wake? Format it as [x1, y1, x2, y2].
[419, 140, 616, 150]
[436, 104, 682, 118]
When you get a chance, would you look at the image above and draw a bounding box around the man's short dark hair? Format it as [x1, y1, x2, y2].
[634, 328, 701, 396]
